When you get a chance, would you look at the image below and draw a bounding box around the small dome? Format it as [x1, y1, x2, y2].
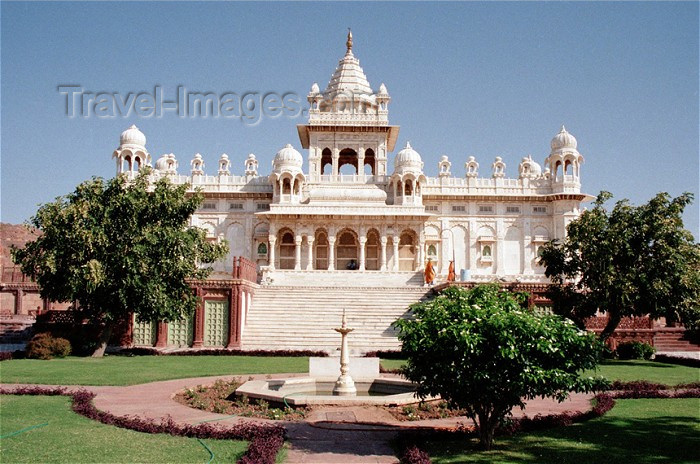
[394, 142, 424, 174]
[219, 153, 229, 161]
[378, 83, 388, 95]
[247, 153, 257, 161]
[310, 83, 320, 94]
[155, 153, 177, 172]
[551, 125, 577, 151]
[273, 144, 303, 173]
[519, 155, 542, 177]
[120, 124, 146, 147]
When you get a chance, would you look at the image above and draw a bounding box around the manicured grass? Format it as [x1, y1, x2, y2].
[0, 355, 308, 386]
[381, 359, 699, 385]
[380, 358, 406, 371]
[425, 398, 700, 464]
[0, 395, 249, 463]
[588, 360, 700, 385]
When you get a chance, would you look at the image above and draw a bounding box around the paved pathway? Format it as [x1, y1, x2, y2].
[1, 374, 594, 464]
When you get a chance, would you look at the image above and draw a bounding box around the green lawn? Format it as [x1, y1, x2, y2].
[382, 359, 699, 386]
[0, 355, 308, 386]
[588, 360, 700, 385]
[425, 398, 700, 464]
[0, 395, 249, 463]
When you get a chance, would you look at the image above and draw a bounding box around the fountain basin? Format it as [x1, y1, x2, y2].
[235, 377, 420, 406]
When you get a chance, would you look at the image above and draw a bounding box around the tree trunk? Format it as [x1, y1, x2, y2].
[477, 412, 496, 451]
[599, 313, 622, 342]
[91, 323, 113, 358]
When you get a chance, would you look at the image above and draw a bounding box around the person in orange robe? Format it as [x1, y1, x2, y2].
[447, 260, 456, 282]
[424, 259, 435, 285]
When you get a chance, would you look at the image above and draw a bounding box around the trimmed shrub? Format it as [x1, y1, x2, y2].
[616, 341, 656, 360]
[400, 444, 432, 464]
[25, 333, 72, 360]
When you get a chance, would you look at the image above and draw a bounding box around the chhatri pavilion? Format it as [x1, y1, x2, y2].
[111, 32, 591, 352]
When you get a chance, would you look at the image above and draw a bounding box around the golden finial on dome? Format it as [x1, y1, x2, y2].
[346, 28, 353, 52]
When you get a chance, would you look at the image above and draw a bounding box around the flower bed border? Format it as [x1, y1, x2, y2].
[0, 386, 284, 464]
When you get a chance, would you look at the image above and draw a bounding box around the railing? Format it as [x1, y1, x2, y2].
[306, 174, 387, 184]
[233, 256, 258, 283]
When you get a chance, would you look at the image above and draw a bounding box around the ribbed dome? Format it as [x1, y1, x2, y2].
[551, 125, 577, 151]
[394, 142, 424, 173]
[155, 153, 177, 172]
[273, 144, 303, 172]
[120, 125, 146, 147]
[519, 155, 542, 177]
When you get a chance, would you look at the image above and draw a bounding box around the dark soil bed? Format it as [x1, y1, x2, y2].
[173, 378, 309, 421]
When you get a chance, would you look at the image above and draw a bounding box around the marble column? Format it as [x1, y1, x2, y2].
[332, 147, 339, 177]
[359, 236, 367, 271]
[328, 236, 336, 270]
[294, 235, 302, 270]
[268, 236, 276, 270]
[418, 240, 425, 271]
[380, 236, 388, 271]
[306, 237, 315, 271]
[358, 146, 365, 177]
[393, 237, 400, 271]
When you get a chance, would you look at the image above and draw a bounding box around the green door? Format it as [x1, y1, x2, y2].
[204, 300, 229, 347]
[132, 314, 156, 346]
[168, 314, 194, 347]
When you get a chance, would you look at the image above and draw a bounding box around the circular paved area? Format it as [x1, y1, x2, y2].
[2, 374, 595, 464]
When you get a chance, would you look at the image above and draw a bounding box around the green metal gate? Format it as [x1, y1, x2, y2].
[204, 300, 229, 347]
[132, 315, 156, 346]
[167, 314, 194, 347]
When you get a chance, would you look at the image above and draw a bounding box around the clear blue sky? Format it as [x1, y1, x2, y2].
[2, 1, 698, 238]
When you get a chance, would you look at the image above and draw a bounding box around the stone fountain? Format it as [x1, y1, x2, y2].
[235, 311, 421, 406]
[332, 310, 357, 396]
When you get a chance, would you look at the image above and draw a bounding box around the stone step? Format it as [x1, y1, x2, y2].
[241, 285, 431, 353]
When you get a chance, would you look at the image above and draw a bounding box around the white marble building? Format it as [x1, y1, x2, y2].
[113, 31, 590, 287]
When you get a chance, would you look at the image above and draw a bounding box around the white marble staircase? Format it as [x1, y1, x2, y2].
[241, 285, 432, 353]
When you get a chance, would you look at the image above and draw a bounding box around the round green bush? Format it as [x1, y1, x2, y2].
[26, 332, 72, 360]
[616, 341, 656, 360]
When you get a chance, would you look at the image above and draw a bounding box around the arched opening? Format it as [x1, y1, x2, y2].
[364, 148, 376, 175]
[554, 160, 562, 181]
[339, 163, 357, 175]
[365, 229, 380, 270]
[398, 231, 417, 271]
[396, 180, 403, 196]
[314, 230, 329, 270]
[293, 177, 301, 195]
[321, 148, 332, 175]
[282, 178, 291, 195]
[564, 160, 572, 175]
[279, 231, 295, 269]
[338, 148, 358, 175]
[123, 156, 132, 172]
[482, 245, 492, 257]
[405, 179, 413, 196]
[134, 156, 141, 170]
[336, 230, 358, 270]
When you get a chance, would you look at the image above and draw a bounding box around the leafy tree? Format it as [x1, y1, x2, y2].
[539, 191, 700, 340]
[12, 170, 228, 357]
[394, 284, 605, 450]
